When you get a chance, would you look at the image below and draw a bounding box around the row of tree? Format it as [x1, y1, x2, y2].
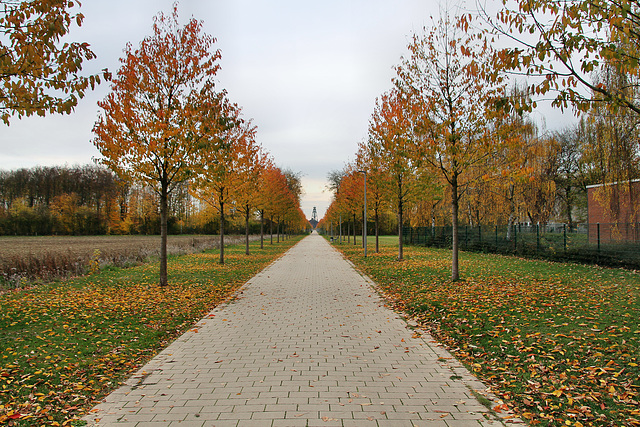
[1, 2, 308, 286]
[0, 164, 305, 238]
[89, 5, 309, 285]
[320, 3, 640, 281]
[0, 165, 124, 235]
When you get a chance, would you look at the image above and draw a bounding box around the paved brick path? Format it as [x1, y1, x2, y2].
[84, 233, 512, 426]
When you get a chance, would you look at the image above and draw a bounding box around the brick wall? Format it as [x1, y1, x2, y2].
[587, 180, 640, 242]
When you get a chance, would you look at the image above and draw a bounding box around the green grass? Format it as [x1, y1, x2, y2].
[0, 237, 302, 426]
[332, 236, 640, 426]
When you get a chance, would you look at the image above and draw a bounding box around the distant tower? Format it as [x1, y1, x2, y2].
[309, 207, 319, 229]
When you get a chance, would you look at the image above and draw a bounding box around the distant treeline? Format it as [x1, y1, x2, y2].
[0, 165, 252, 236]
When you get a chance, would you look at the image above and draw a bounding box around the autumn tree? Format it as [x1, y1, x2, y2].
[520, 135, 560, 225]
[235, 144, 270, 254]
[325, 166, 357, 245]
[259, 167, 302, 244]
[259, 166, 288, 245]
[489, 85, 538, 237]
[551, 125, 589, 229]
[368, 88, 421, 261]
[581, 64, 640, 223]
[488, 0, 640, 115]
[191, 107, 254, 265]
[256, 164, 279, 248]
[93, 6, 228, 286]
[340, 168, 365, 246]
[486, 1, 640, 224]
[50, 192, 80, 233]
[325, 169, 348, 242]
[356, 141, 388, 252]
[0, 164, 129, 235]
[326, 170, 344, 194]
[395, 13, 508, 280]
[290, 207, 309, 234]
[326, 169, 355, 244]
[280, 191, 303, 239]
[0, 0, 107, 124]
[280, 168, 304, 240]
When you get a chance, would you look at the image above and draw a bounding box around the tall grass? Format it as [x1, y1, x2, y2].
[0, 235, 257, 288]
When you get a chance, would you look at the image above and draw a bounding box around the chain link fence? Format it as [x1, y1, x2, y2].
[403, 223, 640, 269]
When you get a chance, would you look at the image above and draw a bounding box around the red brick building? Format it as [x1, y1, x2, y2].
[587, 180, 640, 242]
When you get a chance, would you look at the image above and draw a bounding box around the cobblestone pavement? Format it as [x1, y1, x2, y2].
[84, 233, 517, 426]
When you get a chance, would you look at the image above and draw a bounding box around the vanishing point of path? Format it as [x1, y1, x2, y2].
[85, 233, 516, 426]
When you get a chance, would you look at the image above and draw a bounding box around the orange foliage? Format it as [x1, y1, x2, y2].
[93, 5, 229, 285]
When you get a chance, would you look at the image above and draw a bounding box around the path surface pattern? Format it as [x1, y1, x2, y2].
[85, 234, 509, 426]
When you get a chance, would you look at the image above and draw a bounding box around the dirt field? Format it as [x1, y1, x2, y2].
[0, 234, 251, 286]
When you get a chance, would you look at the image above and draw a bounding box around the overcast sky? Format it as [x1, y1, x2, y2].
[0, 1, 574, 220]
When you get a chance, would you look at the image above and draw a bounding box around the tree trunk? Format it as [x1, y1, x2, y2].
[451, 173, 460, 281]
[159, 179, 169, 287]
[507, 212, 515, 241]
[397, 178, 404, 261]
[375, 208, 379, 253]
[353, 213, 357, 245]
[565, 185, 574, 230]
[245, 205, 250, 255]
[219, 201, 225, 265]
[506, 184, 515, 240]
[270, 216, 273, 245]
[260, 210, 264, 249]
[96, 198, 101, 229]
[398, 197, 403, 261]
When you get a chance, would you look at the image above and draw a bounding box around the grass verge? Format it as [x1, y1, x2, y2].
[333, 236, 640, 426]
[0, 236, 302, 426]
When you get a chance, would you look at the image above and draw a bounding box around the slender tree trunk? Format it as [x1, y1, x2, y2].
[398, 198, 403, 261]
[353, 213, 357, 245]
[96, 199, 101, 230]
[506, 184, 515, 240]
[507, 212, 515, 241]
[398, 179, 403, 261]
[245, 205, 250, 255]
[565, 185, 574, 230]
[451, 173, 459, 281]
[375, 208, 379, 253]
[260, 209, 264, 249]
[277, 218, 280, 243]
[219, 201, 225, 265]
[159, 179, 169, 287]
[270, 215, 273, 244]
